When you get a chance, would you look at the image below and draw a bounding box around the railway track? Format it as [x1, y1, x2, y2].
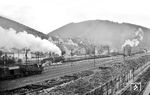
[0, 53, 147, 93]
[0, 56, 124, 95]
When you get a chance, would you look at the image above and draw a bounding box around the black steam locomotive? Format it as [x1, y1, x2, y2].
[0, 54, 43, 80]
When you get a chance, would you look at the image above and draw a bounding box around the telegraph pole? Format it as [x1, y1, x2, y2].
[94, 46, 96, 67]
[37, 52, 40, 64]
[49, 52, 51, 66]
[123, 47, 125, 62]
[25, 49, 28, 65]
[18, 50, 20, 59]
[71, 49, 73, 66]
[25, 48, 30, 65]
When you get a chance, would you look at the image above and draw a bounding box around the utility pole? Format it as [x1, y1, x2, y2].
[25, 48, 30, 65]
[18, 50, 20, 59]
[25, 49, 28, 65]
[123, 47, 125, 62]
[37, 52, 40, 64]
[49, 52, 51, 65]
[71, 49, 73, 66]
[13, 52, 15, 60]
[3, 53, 7, 66]
[107, 45, 110, 55]
[94, 46, 96, 67]
[132, 68, 134, 81]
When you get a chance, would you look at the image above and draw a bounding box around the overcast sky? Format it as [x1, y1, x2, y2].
[0, 0, 150, 34]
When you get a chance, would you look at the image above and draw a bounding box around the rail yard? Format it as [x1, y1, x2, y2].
[0, 55, 121, 91]
[1, 52, 150, 95]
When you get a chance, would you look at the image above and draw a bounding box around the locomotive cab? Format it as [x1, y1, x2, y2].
[0, 65, 21, 80]
[8, 66, 21, 77]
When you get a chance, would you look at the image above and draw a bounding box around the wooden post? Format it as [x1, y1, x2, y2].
[25, 48, 29, 65]
[49, 52, 51, 65]
[37, 52, 40, 64]
[94, 46, 96, 67]
[18, 50, 20, 59]
[106, 83, 109, 95]
[71, 49, 73, 66]
[107, 46, 110, 55]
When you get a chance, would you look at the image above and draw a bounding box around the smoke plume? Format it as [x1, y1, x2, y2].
[0, 27, 61, 55]
[122, 28, 144, 48]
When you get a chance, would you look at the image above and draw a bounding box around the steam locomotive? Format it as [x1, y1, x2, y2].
[0, 53, 43, 80]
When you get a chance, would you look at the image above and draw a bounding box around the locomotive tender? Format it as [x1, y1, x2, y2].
[0, 52, 43, 80]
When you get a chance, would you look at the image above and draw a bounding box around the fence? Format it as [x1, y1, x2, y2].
[84, 61, 150, 95]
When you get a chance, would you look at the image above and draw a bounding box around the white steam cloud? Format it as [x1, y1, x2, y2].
[122, 28, 144, 48]
[0, 27, 61, 55]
